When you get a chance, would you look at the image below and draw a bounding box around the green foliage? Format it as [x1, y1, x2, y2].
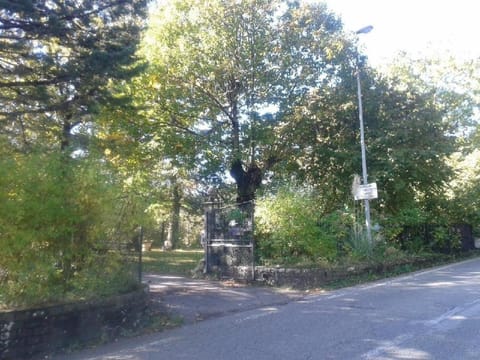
[279, 63, 456, 217]
[380, 207, 427, 245]
[0, 0, 148, 151]
[0, 152, 140, 308]
[140, 0, 353, 201]
[377, 205, 465, 254]
[0, 0, 150, 308]
[385, 54, 479, 138]
[446, 150, 480, 228]
[430, 226, 461, 253]
[0, 1, 475, 303]
[255, 187, 345, 264]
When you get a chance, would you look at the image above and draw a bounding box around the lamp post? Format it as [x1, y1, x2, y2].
[355, 25, 373, 244]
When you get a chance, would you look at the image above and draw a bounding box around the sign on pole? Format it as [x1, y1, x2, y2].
[354, 182, 378, 200]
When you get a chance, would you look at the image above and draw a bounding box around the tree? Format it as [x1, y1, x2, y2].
[276, 58, 457, 217]
[446, 150, 480, 226]
[384, 53, 479, 139]
[0, 0, 150, 307]
[369, 74, 455, 215]
[0, 0, 147, 152]
[274, 63, 359, 212]
[141, 0, 355, 203]
[376, 54, 479, 215]
[95, 70, 205, 249]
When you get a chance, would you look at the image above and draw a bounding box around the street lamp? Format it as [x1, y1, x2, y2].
[355, 25, 373, 244]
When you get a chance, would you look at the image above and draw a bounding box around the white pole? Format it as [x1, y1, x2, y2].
[355, 25, 373, 244]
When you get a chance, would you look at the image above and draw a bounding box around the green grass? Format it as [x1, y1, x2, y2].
[142, 249, 204, 276]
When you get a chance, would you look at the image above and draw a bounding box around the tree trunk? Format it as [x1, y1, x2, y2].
[226, 75, 263, 203]
[165, 181, 182, 250]
[230, 159, 263, 203]
[61, 120, 72, 151]
[159, 221, 166, 247]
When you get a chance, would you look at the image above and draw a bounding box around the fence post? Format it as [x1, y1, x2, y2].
[138, 226, 144, 283]
[251, 202, 255, 281]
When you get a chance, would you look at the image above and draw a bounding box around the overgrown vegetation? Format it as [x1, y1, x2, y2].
[0, 152, 143, 308]
[255, 187, 345, 264]
[255, 184, 478, 268]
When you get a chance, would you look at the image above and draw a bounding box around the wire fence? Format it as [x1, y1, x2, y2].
[102, 226, 144, 283]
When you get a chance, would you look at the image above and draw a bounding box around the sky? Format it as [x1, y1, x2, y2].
[321, 0, 479, 66]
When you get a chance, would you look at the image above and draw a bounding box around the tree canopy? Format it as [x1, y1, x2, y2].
[141, 0, 358, 202]
[0, 0, 147, 152]
[0, 0, 149, 307]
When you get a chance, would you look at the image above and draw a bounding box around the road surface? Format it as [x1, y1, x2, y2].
[57, 258, 480, 360]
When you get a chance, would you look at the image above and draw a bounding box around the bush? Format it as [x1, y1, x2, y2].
[378, 206, 464, 254]
[255, 187, 347, 264]
[0, 152, 140, 308]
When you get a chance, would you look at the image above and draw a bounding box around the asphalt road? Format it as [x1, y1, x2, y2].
[58, 258, 480, 360]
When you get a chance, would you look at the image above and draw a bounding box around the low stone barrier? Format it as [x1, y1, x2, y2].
[254, 258, 437, 289]
[0, 285, 149, 360]
[255, 266, 360, 288]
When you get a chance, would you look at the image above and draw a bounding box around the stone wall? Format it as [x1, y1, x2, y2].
[255, 266, 358, 288]
[206, 244, 254, 280]
[254, 258, 437, 289]
[0, 286, 149, 360]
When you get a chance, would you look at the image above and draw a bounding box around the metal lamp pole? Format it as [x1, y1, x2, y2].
[355, 25, 373, 244]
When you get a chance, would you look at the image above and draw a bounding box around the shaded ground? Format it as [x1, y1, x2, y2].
[144, 273, 306, 324]
[141, 249, 204, 275]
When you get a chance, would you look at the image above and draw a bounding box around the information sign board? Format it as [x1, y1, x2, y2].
[354, 182, 378, 200]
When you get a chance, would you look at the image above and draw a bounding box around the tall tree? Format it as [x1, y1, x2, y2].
[142, 0, 354, 203]
[96, 74, 203, 249]
[376, 54, 479, 214]
[277, 59, 458, 215]
[385, 53, 479, 143]
[0, 0, 147, 152]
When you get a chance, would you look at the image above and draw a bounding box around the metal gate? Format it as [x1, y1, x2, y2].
[204, 201, 255, 280]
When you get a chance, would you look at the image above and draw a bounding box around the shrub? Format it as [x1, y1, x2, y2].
[0, 152, 140, 308]
[378, 206, 465, 254]
[255, 187, 346, 264]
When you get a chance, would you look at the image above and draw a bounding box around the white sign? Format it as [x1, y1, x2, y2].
[354, 182, 378, 200]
